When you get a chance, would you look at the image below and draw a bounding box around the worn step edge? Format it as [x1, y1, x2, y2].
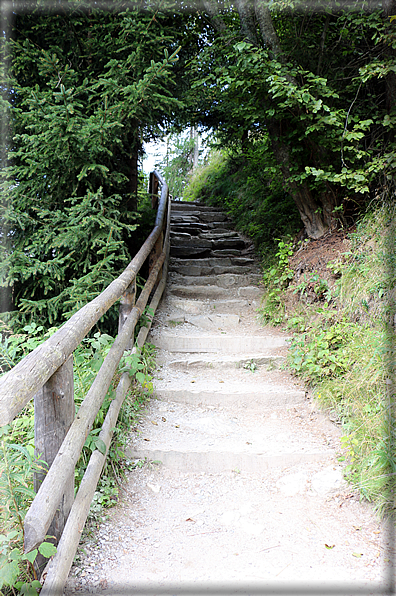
[152, 388, 304, 409]
[152, 335, 288, 353]
[169, 273, 261, 285]
[167, 285, 261, 300]
[163, 354, 286, 370]
[126, 449, 334, 473]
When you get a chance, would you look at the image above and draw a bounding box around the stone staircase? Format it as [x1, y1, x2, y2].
[126, 201, 335, 473]
[65, 201, 386, 594]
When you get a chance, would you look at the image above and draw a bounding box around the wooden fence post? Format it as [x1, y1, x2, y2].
[149, 230, 163, 294]
[33, 356, 74, 572]
[149, 172, 159, 209]
[118, 280, 136, 350]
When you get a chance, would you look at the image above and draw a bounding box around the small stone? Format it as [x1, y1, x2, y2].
[147, 483, 161, 493]
[311, 466, 347, 495]
[276, 472, 309, 496]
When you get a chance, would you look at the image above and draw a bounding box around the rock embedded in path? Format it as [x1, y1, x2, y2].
[311, 466, 347, 495]
[276, 472, 309, 496]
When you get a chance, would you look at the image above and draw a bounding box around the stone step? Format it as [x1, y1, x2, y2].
[198, 212, 229, 223]
[171, 237, 213, 248]
[211, 248, 243, 257]
[164, 353, 285, 370]
[151, 333, 288, 353]
[170, 247, 213, 259]
[165, 297, 252, 315]
[170, 237, 246, 251]
[170, 225, 210, 235]
[168, 284, 261, 300]
[126, 402, 332, 473]
[126, 448, 332, 474]
[170, 213, 229, 224]
[170, 215, 201, 223]
[170, 272, 260, 284]
[199, 231, 240, 240]
[171, 201, 222, 212]
[169, 256, 257, 268]
[165, 313, 241, 331]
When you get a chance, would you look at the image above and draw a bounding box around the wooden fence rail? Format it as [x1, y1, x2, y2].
[0, 171, 170, 593]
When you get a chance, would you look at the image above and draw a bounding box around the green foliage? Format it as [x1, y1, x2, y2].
[260, 238, 295, 324]
[288, 319, 354, 383]
[1, 6, 182, 329]
[0, 425, 56, 594]
[0, 318, 157, 590]
[293, 273, 332, 303]
[0, 322, 57, 375]
[260, 200, 396, 516]
[186, 4, 395, 236]
[159, 132, 198, 200]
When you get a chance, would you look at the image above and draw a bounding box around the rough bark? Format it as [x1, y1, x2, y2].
[266, 119, 329, 238]
[33, 357, 74, 576]
[235, 0, 259, 45]
[254, 0, 283, 58]
[383, 0, 396, 126]
[202, 0, 227, 34]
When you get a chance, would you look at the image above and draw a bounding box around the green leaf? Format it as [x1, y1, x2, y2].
[20, 582, 41, 596]
[95, 438, 107, 455]
[22, 549, 38, 564]
[38, 542, 57, 558]
[0, 560, 20, 587]
[136, 371, 146, 384]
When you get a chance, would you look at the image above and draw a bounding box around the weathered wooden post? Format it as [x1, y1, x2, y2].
[118, 280, 137, 349]
[148, 172, 165, 294]
[33, 356, 74, 572]
[149, 171, 159, 210]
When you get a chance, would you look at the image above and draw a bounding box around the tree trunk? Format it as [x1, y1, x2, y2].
[235, 0, 259, 45]
[254, 0, 283, 58]
[203, 0, 337, 238]
[383, 0, 396, 136]
[266, 119, 329, 238]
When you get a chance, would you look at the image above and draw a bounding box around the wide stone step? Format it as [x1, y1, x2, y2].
[126, 403, 332, 473]
[170, 247, 213, 259]
[171, 202, 222, 212]
[199, 231, 240, 240]
[169, 256, 257, 268]
[126, 449, 332, 474]
[171, 237, 213, 248]
[170, 272, 261, 285]
[166, 297, 252, 315]
[151, 333, 288, 353]
[164, 353, 286, 370]
[168, 284, 261, 300]
[170, 224, 211, 235]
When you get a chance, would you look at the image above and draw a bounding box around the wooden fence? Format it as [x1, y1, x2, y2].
[0, 171, 170, 595]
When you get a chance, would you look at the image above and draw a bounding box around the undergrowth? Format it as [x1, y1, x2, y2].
[257, 202, 396, 518]
[0, 321, 156, 594]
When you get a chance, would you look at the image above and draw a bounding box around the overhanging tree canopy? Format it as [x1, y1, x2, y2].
[185, 0, 396, 238]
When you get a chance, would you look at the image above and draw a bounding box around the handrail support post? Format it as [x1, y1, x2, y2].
[118, 279, 136, 350]
[32, 355, 74, 572]
[149, 230, 163, 295]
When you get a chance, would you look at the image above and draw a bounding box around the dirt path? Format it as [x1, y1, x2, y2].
[65, 202, 393, 595]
